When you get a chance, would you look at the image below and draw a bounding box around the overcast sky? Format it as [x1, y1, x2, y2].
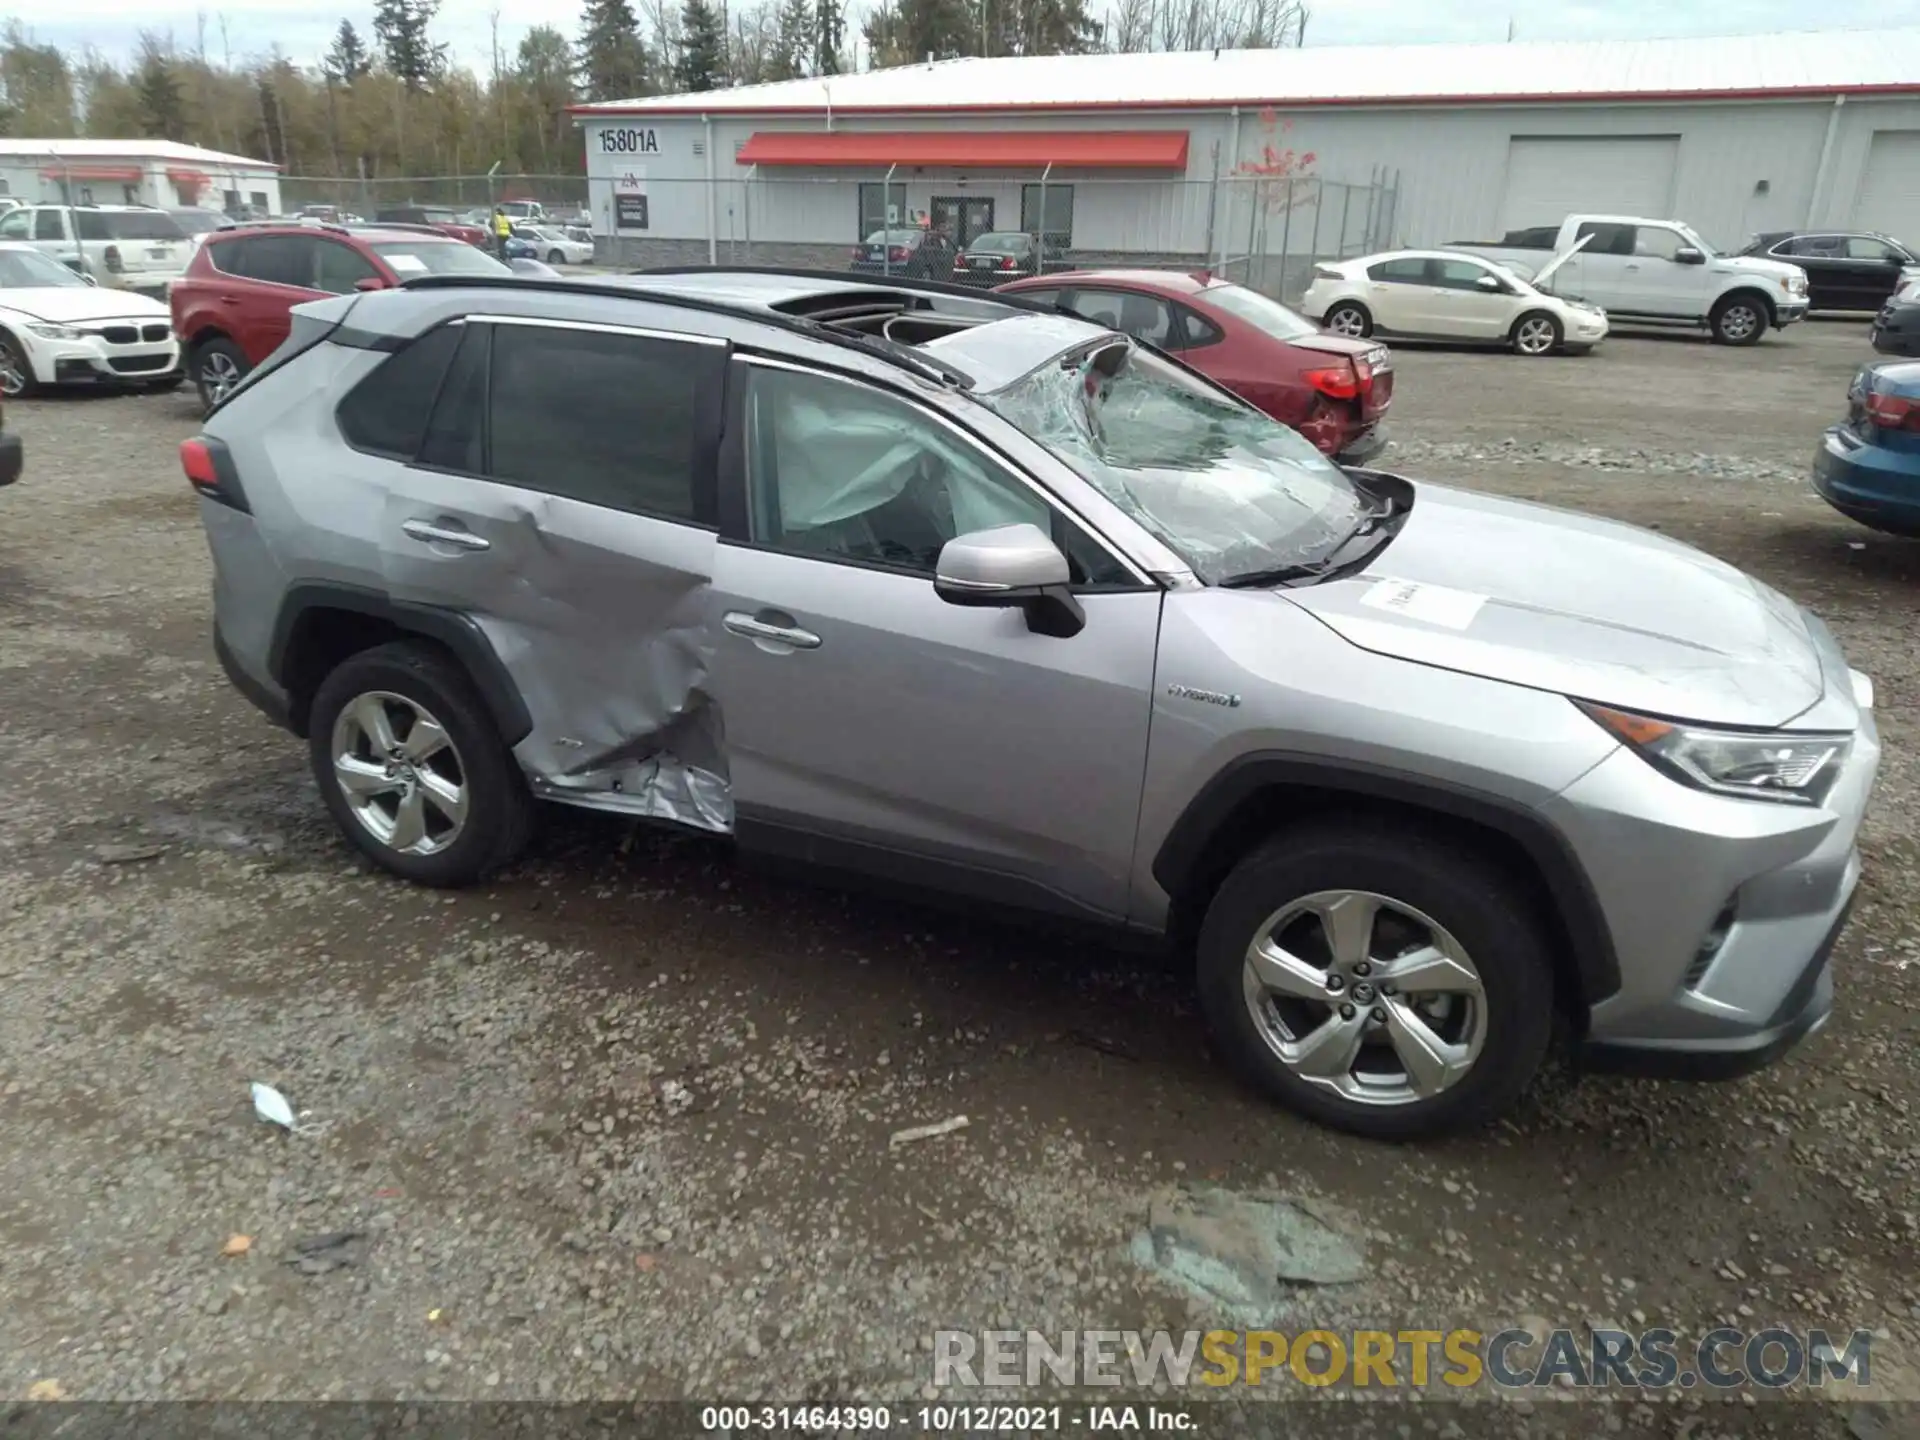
[3, 0, 1916, 73]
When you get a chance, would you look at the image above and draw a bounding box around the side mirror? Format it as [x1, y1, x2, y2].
[81, 273, 96, 286]
[1474, 274, 1503, 292]
[933, 523, 1085, 639]
[353, 276, 387, 292]
[1674, 246, 1706, 265]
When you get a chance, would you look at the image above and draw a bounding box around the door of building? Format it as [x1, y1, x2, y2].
[931, 196, 995, 249]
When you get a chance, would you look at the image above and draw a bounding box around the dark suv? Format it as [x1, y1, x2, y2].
[171, 224, 511, 411]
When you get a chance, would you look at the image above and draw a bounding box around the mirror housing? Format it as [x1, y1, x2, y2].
[934, 523, 1085, 638]
[1674, 246, 1706, 265]
[1474, 274, 1503, 292]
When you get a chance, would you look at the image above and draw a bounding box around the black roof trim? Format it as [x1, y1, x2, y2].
[397, 268, 1035, 390]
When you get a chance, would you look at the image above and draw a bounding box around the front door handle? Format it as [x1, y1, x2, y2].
[723, 611, 821, 650]
[402, 517, 490, 551]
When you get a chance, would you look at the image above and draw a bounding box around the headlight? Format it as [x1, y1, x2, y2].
[1577, 701, 1849, 806]
[1783, 274, 1807, 295]
[25, 322, 81, 340]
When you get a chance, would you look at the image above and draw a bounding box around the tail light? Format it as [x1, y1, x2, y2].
[888, 245, 909, 262]
[1001, 256, 1016, 269]
[104, 245, 124, 274]
[1865, 391, 1920, 432]
[850, 246, 864, 260]
[1311, 265, 1344, 282]
[954, 256, 966, 270]
[181, 435, 249, 512]
[1302, 364, 1360, 401]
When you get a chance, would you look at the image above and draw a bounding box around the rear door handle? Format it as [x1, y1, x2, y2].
[724, 611, 821, 650]
[402, 517, 490, 551]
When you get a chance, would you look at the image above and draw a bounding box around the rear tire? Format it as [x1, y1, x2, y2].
[1324, 302, 1372, 339]
[547, 249, 565, 265]
[307, 641, 533, 888]
[190, 337, 250, 413]
[1710, 292, 1769, 346]
[1510, 310, 1563, 356]
[1195, 822, 1556, 1140]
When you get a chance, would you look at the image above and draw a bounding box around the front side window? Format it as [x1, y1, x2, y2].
[743, 365, 1130, 585]
[986, 344, 1365, 586]
[487, 322, 718, 522]
[314, 239, 381, 294]
[1430, 258, 1494, 291]
[1632, 227, 1687, 262]
[0, 210, 32, 239]
[1847, 236, 1901, 261]
[33, 210, 64, 241]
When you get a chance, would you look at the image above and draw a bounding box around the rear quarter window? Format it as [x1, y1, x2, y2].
[336, 322, 466, 459]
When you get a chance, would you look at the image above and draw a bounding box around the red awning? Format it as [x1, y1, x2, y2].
[166, 167, 214, 185]
[735, 129, 1189, 170]
[38, 164, 142, 181]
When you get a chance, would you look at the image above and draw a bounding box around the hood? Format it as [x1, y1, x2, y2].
[1278, 482, 1825, 728]
[1720, 253, 1803, 285]
[0, 286, 169, 323]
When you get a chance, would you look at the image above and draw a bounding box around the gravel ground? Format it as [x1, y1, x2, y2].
[0, 318, 1915, 1435]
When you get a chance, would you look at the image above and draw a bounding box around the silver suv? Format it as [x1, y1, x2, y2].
[188, 268, 1879, 1138]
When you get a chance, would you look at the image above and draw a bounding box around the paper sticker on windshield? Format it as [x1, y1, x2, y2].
[385, 253, 427, 273]
[1360, 578, 1486, 630]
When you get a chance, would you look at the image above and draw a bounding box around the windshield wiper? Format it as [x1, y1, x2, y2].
[1217, 500, 1400, 590]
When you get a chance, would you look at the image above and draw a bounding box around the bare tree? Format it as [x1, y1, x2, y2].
[1133, 0, 1307, 53]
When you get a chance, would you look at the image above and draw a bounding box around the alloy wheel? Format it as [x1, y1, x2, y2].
[330, 691, 470, 857]
[0, 341, 27, 397]
[1327, 307, 1367, 337]
[1720, 305, 1760, 342]
[1515, 317, 1557, 354]
[199, 350, 242, 405]
[1240, 889, 1488, 1107]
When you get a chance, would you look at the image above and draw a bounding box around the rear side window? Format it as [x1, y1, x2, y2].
[224, 235, 317, 288]
[205, 236, 251, 275]
[75, 210, 186, 242]
[336, 322, 465, 459]
[485, 322, 721, 523]
[33, 210, 63, 241]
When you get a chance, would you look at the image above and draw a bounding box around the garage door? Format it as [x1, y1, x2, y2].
[1497, 137, 1680, 234]
[1851, 131, 1920, 247]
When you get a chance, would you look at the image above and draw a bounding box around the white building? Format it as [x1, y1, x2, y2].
[572, 27, 1920, 288]
[0, 139, 282, 215]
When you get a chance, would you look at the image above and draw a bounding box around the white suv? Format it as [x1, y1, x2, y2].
[0, 204, 191, 297]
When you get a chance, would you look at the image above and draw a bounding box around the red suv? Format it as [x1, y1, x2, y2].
[996, 269, 1392, 463]
[171, 224, 511, 412]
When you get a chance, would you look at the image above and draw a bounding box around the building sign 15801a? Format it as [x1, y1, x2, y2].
[599, 127, 661, 155]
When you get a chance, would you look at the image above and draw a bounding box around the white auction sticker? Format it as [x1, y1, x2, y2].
[384, 253, 428, 274]
[1359, 578, 1487, 630]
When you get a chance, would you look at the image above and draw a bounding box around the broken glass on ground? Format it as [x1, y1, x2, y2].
[1130, 1184, 1367, 1325]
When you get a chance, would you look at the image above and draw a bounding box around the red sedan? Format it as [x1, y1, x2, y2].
[996, 269, 1391, 463]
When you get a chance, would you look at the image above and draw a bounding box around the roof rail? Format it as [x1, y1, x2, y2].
[396, 270, 1008, 390]
[634, 263, 1062, 317]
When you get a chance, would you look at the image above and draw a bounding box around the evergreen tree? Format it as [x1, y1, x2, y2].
[576, 0, 650, 101]
[768, 0, 812, 80]
[373, 0, 445, 92]
[811, 0, 844, 74]
[133, 45, 186, 140]
[674, 0, 726, 93]
[322, 20, 372, 85]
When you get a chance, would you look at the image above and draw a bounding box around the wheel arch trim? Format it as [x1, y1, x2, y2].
[267, 582, 533, 747]
[1150, 750, 1621, 1009]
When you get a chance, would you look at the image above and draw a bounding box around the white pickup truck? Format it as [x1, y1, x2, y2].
[1450, 214, 1810, 346]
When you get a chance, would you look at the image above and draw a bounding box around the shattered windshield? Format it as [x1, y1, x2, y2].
[985, 343, 1366, 585]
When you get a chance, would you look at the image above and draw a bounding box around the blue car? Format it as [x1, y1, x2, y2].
[1814, 361, 1920, 536]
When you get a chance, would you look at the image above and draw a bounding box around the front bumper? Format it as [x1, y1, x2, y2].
[1871, 302, 1920, 357]
[36, 336, 180, 386]
[1335, 426, 1387, 465]
[1542, 686, 1878, 1076]
[1776, 298, 1810, 326]
[1812, 425, 1920, 536]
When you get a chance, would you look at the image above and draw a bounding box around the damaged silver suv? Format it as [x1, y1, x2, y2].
[188, 268, 1879, 1139]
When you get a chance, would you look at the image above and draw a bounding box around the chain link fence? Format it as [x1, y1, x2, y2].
[277, 168, 1402, 305]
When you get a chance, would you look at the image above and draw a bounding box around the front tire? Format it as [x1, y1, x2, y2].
[0, 329, 41, 398]
[1510, 310, 1563, 356]
[1195, 823, 1555, 1140]
[190, 336, 249, 413]
[1710, 293, 1768, 346]
[307, 641, 533, 888]
[1324, 301, 1372, 339]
